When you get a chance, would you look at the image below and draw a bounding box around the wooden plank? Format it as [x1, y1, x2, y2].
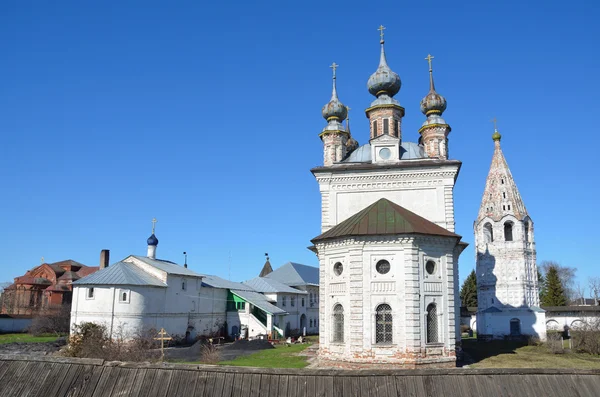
[150, 366, 173, 397]
[0, 361, 25, 395]
[23, 361, 54, 397]
[55, 362, 85, 397]
[0, 361, 11, 383]
[332, 374, 344, 397]
[91, 367, 118, 397]
[40, 362, 72, 397]
[287, 374, 299, 397]
[136, 369, 159, 397]
[220, 372, 235, 397]
[193, 371, 209, 397]
[323, 375, 334, 397]
[5, 361, 36, 397]
[305, 374, 316, 397]
[230, 373, 244, 397]
[164, 369, 185, 396]
[296, 374, 308, 397]
[278, 375, 289, 397]
[179, 370, 199, 397]
[76, 366, 105, 397]
[211, 371, 225, 397]
[238, 373, 252, 395]
[269, 373, 280, 395]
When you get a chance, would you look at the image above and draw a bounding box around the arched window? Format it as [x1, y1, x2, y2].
[427, 303, 438, 343]
[510, 318, 521, 336]
[122, 292, 127, 301]
[332, 304, 344, 343]
[375, 304, 393, 344]
[372, 120, 378, 137]
[524, 222, 530, 242]
[504, 222, 513, 241]
[483, 223, 494, 243]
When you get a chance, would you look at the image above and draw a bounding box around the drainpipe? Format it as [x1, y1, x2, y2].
[109, 287, 116, 339]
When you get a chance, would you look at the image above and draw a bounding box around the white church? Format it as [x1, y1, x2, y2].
[310, 28, 467, 366]
[71, 230, 319, 341]
[474, 127, 546, 340]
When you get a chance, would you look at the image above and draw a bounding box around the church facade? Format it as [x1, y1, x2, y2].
[311, 28, 466, 366]
[474, 129, 546, 340]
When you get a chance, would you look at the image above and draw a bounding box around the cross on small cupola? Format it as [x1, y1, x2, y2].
[378, 25, 386, 43]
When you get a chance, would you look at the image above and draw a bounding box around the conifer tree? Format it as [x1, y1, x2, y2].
[460, 270, 478, 308]
[538, 269, 547, 303]
[541, 265, 567, 306]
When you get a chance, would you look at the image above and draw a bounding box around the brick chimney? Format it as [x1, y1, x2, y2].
[100, 249, 110, 269]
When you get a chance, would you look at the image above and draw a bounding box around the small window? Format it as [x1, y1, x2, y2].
[503, 192, 506, 199]
[332, 304, 344, 343]
[383, 118, 389, 135]
[333, 262, 343, 276]
[503, 205, 506, 210]
[310, 319, 313, 327]
[483, 222, 494, 243]
[375, 304, 393, 344]
[501, 178, 505, 184]
[119, 289, 130, 303]
[302, 298, 305, 307]
[282, 296, 287, 307]
[510, 318, 521, 336]
[427, 303, 438, 343]
[372, 120, 378, 137]
[87, 288, 95, 299]
[425, 260, 436, 275]
[504, 221, 513, 241]
[524, 222, 530, 242]
[182, 280, 186, 291]
[508, 205, 511, 210]
[236, 301, 245, 310]
[376, 260, 390, 275]
[291, 296, 296, 307]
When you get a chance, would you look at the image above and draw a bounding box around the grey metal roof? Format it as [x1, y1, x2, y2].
[342, 141, 427, 163]
[265, 262, 319, 287]
[201, 275, 254, 291]
[230, 290, 287, 315]
[129, 255, 203, 277]
[243, 277, 307, 294]
[72, 262, 167, 287]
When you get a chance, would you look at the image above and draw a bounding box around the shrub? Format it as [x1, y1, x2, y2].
[64, 322, 161, 361]
[29, 304, 70, 336]
[546, 332, 564, 354]
[571, 319, 600, 355]
[199, 343, 221, 364]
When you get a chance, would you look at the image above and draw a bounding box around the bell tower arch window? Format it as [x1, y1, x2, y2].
[504, 221, 514, 241]
[483, 222, 494, 243]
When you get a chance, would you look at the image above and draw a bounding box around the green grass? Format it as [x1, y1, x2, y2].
[218, 343, 311, 368]
[463, 339, 600, 369]
[0, 333, 61, 344]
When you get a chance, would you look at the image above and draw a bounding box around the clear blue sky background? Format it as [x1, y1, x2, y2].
[1, 1, 599, 291]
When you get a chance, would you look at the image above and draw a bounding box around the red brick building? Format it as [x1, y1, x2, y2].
[1, 260, 98, 315]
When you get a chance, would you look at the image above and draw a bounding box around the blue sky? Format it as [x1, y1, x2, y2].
[1, 1, 599, 291]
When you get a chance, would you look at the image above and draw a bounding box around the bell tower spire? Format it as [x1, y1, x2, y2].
[320, 63, 349, 166]
[418, 54, 451, 159]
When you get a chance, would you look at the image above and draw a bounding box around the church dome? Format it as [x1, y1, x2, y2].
[322, 96, 347, 122]
[367, 42, 401, 98]
[147, 234, 159, 246]
[420, 90, 447, 116]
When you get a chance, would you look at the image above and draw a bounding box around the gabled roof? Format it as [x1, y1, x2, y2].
[128, 255, 203, 278]
[258, 259, 273, 277]
[312, 198, 460, 243]
[201, 275, 254, 291]
[265, 262, 319, 287]
[231, 290, 287, 315]
[73, 262, 167, 287]
[243, 277, 307, 294]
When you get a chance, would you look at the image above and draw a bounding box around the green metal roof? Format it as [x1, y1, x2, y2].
[311, 198, 460, 243]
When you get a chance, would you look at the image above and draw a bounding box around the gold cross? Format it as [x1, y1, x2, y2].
[378, 25, 386, 42]
[151, 217, 157, 234]
[41, 256, 44, 264]
[329, 62, 338, 79]
[425, 54, 434, 72]
[491, 117, 498, 130]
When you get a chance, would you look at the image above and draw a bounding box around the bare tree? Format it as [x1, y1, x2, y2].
[589, 277, 600, 306]
[575, 282, 586, 305]
[540, 261, 577, 301]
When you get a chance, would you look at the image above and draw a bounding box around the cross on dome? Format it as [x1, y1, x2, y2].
[151, 217, 157, 234]
[378, 25, 386, 43]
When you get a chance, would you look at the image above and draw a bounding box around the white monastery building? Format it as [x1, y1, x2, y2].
[474, 127, 546, 340]
[71, 230, 319, 341]
[311, 28, 467, 366]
